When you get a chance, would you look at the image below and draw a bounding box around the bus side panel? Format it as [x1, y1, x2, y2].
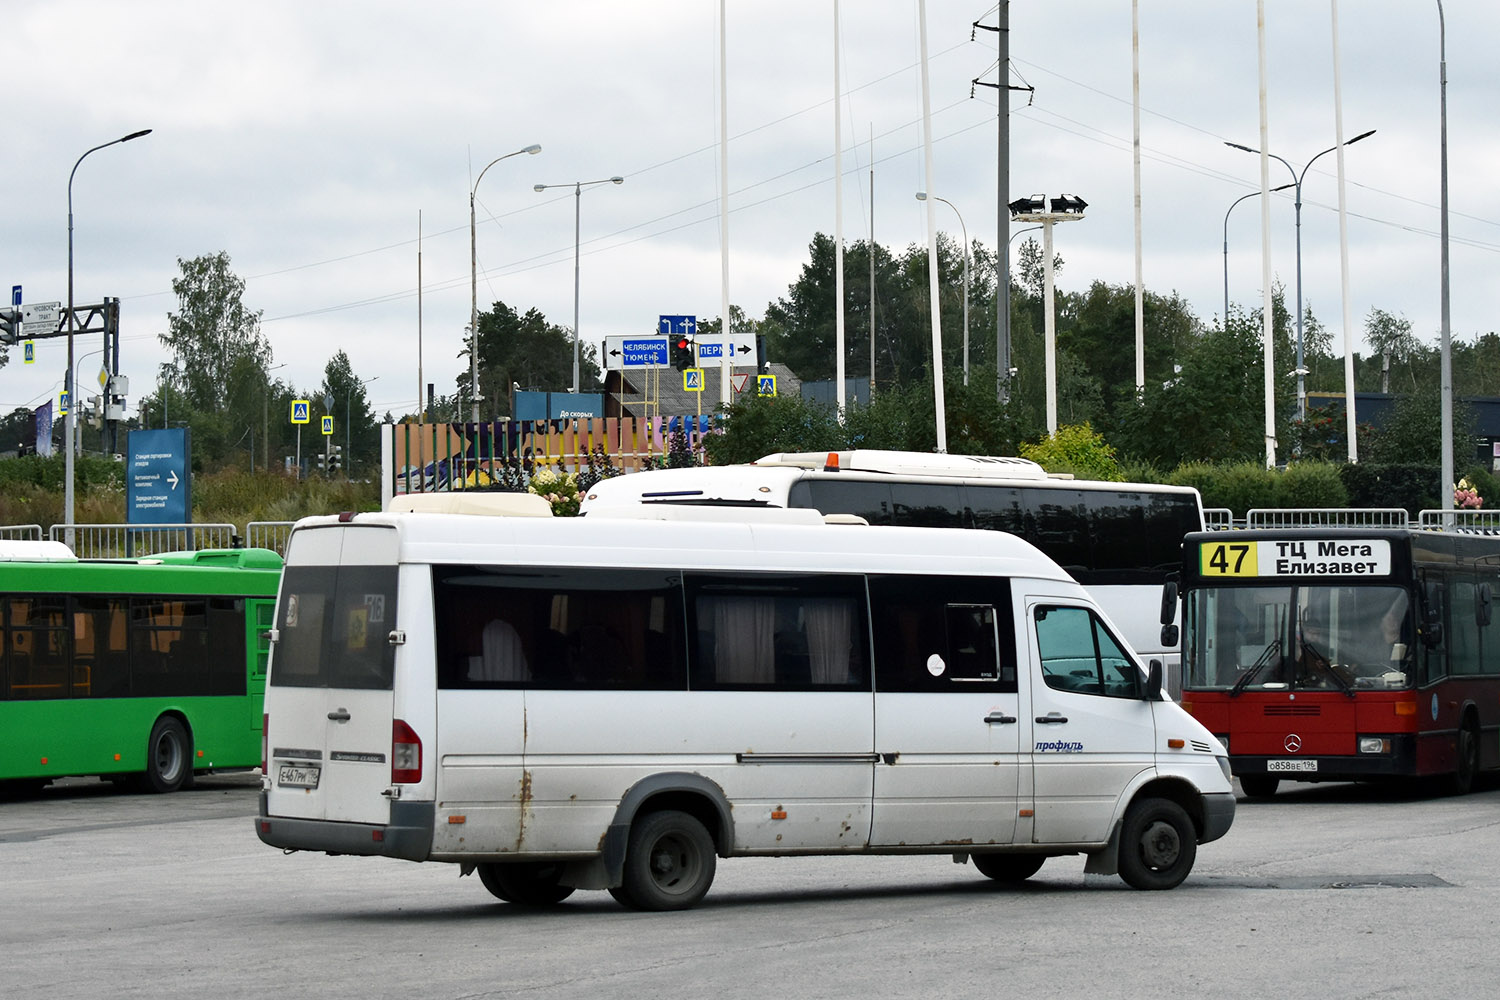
[519, 690, 875, 854]
[432, 688, 526, 855]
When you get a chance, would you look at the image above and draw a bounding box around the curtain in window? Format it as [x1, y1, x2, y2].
[710, 596, 776, 684]
[804, 597, 854, 685]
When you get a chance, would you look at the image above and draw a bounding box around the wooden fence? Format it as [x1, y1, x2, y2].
[382, 416, 715, 497]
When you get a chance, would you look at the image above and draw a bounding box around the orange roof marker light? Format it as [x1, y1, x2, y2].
[824, 452, 839, 472]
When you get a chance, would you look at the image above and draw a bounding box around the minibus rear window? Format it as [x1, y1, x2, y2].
[271, 565, 398, 690]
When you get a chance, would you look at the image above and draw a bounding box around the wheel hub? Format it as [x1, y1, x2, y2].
[1141, 820, 1181, 869]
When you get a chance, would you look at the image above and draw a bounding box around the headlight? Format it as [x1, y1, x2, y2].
[1217, 755, 1233, 782]
[1358, 737, 1391, 754]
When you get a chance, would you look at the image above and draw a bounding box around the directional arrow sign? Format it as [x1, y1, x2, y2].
[20, 301, 61, 339]
[604, 335, 670, 371]
[693, 335, 756, 367]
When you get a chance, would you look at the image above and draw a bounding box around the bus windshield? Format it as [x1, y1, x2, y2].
[1184, 583, 1413, 692]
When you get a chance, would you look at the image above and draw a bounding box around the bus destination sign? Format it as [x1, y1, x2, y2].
[1200, 538, 1393, 578]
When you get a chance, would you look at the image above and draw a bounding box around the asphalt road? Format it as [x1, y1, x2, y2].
[5, 773, 1499, 1000]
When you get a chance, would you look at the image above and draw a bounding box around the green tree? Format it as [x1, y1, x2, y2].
[468, 300, 597, 418]
[160, 252, 271, 416]
[319, 350, 379, 477]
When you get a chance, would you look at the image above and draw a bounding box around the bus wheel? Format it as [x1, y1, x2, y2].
[1445, 721, 1479, 796]
[139, 717, 191, 794]
[611, 809, 716, 911]
[476, 862, 575, 905]
[1239, 776, 1279, 799]
[1118, 797, 1196, 891]
[972, 853, 1046, 883]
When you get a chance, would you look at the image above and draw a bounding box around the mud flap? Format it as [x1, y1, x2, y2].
[1083, 820, 1121, 876]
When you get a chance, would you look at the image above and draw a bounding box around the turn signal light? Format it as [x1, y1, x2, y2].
[392, 718, 423, 784]
[1395, 701, 1417, 716]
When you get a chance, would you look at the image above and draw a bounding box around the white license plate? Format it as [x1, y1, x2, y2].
[1267, 759, 1318, 772]
[278, 764, 321, 788]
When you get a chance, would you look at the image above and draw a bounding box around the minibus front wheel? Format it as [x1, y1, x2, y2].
[610, 809, 717, 911]
[1118, 797, 1196, 890]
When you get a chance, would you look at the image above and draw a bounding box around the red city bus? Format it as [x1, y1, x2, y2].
[1176, 527, 1500, 797]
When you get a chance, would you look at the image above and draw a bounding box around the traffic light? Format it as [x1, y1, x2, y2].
[314, 454, 325, 474]
[328, 445, 343, 475]
[0, 307, 19, 345]
[673, 337, 695, 371]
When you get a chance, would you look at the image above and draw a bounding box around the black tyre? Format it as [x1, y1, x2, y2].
[1118, 797, 1196, 891]
[1444, 722, 1479, 796]
[140, 717, 192, 794]
[1239, 775, 1280, 799]
[612, 809, 717, 911]
[476, 862, 575, 905]
[972, 853, 1046, 883]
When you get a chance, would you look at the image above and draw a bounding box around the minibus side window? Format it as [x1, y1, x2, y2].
[1034, 604, 1141, 698]
[869, 575, 1017, 693]
[434, 567, 686, 690]
[685, 574, 868, 691]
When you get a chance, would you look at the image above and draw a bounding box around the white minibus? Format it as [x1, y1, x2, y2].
[255, 500, 1233, 910]
[578, 450, 1204, 688]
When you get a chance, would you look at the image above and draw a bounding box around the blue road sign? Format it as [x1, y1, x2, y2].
[59, 389, 69, 414]
[290, 399, 310, 424]
[757, 374, 778, 397]
[658, 314, 697, 337]
[23, 342, 34, 364]
[622, 337, 668, 366]
[11, 285, 20, 306]
[684, 368, 703, 392]
[127, 427, 192, 524]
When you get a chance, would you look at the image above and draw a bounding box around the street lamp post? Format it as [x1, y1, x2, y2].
[916, 192, 969, 385]
[1225, 129, 1375, 422]
[65, 128, 151, 540]
[347, 375, 378, 479]
[1008, 195, 1086, 435]
[470, 143, 541, 423]
[533, 176, 625, 395]
[1223, 185, 1294, 326]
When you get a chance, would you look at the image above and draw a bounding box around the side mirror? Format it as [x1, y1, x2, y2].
[1159, 577, 1179, 626]
[1160, 623, 1179, 647]
[1478, 583, 1493, 628]
[1422, 619, 1444, 649]
[1145, 659, 1164, 700]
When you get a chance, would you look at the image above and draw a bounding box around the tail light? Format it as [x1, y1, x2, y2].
[392, 719, 422, 784]
[262, 713, 269, 773]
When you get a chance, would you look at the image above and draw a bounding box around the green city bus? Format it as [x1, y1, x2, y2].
[0, 541, 284, 795]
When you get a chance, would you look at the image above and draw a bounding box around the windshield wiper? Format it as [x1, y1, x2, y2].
[1299, 639, 1356, 698]
[1230, 637, 1281, 697]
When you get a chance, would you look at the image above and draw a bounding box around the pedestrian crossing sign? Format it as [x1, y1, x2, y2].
[321, 415, 334, 435]
[684, 368, 704, 392]
[291, 399, 310, 424]
[757, 374, 777, 397]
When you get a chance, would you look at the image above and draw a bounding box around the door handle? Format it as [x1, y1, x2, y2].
[984, 712, 1017, 725]
[1035, 715, 1069, 724]
[327, 709, 351, 722]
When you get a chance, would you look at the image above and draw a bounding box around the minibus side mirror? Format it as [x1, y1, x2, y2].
[1160, 623, 1179, 648]
[1145, 659, 1163, 700]
[1159, 577, 1179, 626]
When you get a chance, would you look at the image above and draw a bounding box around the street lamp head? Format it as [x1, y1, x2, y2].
[609, 176, 624, 185]
[521, 144, 542, 155]
[1348, 129, 1377, 145]
[533, 184, 547, 192]
[1224, 141, 1258, 154]
[1008, 194, 1046, 216]
[121, 129, 153, 143]
[915, 191, 928, 201]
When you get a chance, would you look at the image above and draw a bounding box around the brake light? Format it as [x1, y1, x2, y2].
[262, 713, 269, 773]
[392, 719, 422, 783]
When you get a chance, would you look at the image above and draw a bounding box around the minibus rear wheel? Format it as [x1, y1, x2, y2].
[1118, 797, 1196, 890]
[972, 853, 1046, 883]
[476, 862, 576, 905]
[610, 809, 717, 911]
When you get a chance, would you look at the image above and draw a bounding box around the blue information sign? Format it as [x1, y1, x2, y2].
[127, 427, 192, 524]
[658, 314, 697, 337]
[11, 285, 20, 307]
[621, 338, 668, 366]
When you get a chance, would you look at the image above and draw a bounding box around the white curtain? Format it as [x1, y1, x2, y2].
[710, 597, 776, 684]
[804, 597, 854, 685]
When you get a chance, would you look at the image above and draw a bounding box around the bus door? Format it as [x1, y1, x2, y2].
[265, 525, 401, 827]
[869, 577, 1022, 848]
[1027, 600, 1157, 845]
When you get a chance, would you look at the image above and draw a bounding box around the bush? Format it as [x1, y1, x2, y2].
[1339, 463, 1441, 516]
[1278, 461, 1348, 509]
[1019, 423, 1122, 481]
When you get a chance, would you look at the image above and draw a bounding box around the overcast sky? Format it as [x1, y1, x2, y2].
[4, 1, 1496, 423]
